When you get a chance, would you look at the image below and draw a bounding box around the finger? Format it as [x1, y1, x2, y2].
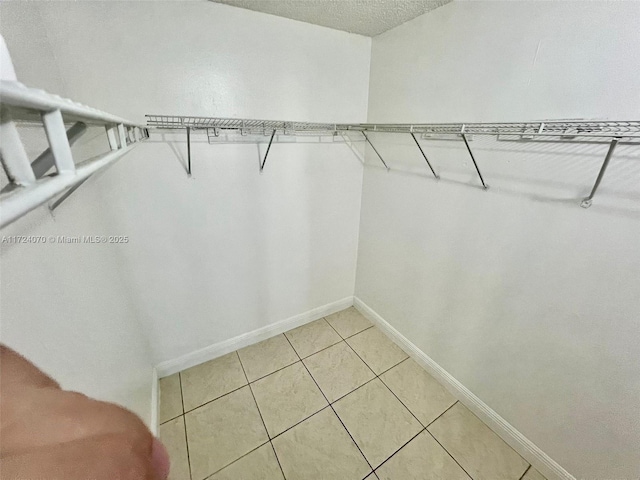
[151, 437, 170, 480]
[2, 390, 152, 456]
[0, 432, 157, 480]
[0, 344, 59, 391]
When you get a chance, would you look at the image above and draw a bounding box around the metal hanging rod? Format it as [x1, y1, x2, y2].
[0, 80, 148, 228]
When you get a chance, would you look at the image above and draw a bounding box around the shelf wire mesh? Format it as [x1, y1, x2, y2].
[146, 115, 640, 141]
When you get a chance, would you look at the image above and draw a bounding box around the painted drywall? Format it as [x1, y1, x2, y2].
[0, 130, 155, 422]
[358, 2, 640, 479]
[0, 0, 370, 373]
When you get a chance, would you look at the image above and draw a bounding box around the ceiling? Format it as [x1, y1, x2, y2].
[209, 0, 452, 37]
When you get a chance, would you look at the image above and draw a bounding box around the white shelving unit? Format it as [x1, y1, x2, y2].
[0, 80, 149, 228]
[146, 115, 640, 207]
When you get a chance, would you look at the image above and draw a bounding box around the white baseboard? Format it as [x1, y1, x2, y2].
[155, 296, 354, 378]
[150, 366, 159, 435]
[353, 297, 575, 480]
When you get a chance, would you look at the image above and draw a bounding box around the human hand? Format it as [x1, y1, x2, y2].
[0, 344, 169, 480]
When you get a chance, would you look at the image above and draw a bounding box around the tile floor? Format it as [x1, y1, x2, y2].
[159, 307, 547, 480]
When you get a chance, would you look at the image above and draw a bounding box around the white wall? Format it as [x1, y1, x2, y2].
[0, 131, 155, 422]
[358, 2, 640, 479]
[0, 0, 369, 406]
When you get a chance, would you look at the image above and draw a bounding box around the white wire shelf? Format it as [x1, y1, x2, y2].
[145, 115, 640, 140]
[0, 80, 149, 228]
[146, 114, 640, 208]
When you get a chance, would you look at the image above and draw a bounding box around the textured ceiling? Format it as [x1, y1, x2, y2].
[210, 0, 452, 37]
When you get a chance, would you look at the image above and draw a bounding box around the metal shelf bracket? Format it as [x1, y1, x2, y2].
[580, 137, 620, 208]
[0, 77, 147, 228]
[260, 129, 276, 171]
[410, 132, 439, 179]
[362, 131, 390, 171]
[187, 126, 191, 176]
[461, 125, 488, 189]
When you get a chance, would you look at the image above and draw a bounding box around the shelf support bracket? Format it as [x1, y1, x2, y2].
[260, 129, 276, 171]
[49, 178, 90, 211]
[362, 131, 390, 170]
[410, 132, 439, 179]
[580, 137, 619, 208]
[186, 126, 191, 176]
[461, 129, 488, 189]
[1, 122, 87, 196]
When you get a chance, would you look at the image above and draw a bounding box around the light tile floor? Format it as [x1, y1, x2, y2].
[159, 307, 548, 480]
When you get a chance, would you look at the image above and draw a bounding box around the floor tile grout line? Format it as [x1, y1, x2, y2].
[321, 316, 376, 342]
[518, 464, 532, 480]
[295, 322, 377, 364]
[285, 317, 344, 359]
[181, 355, 305, 416]
[182, 381, 248, 415]
[175, 317, 526, 480]
[178, 320, 450, 479]
[334, 323, 440, 434]
[332, 331, 466, 473]
[178, 372, 193, 480]
[236, 352, 269, 432]
[423, 399, 488, 480]
[267, 440, 287, 480]
[326, 321, 425, 429]
[328, 373, 378, 405]
[243, 356, 300, 384]
[322, 312, 375, 340]
[181, 323, 376, 414]
[425, 428, 475, 480]
[343, 324, 375, 340]
[328, 321, 498, 479]
[235, 351, 288, 480]
[202, 440, 271, 479]
[376, 371, 426, 428]
[178, 318, 458, 480]
[424, 400, 459, 429]
[299, 338, 345, 360]
[370, 427, 426, 474]
[377, 356, 410, 376]
[269, 404, 333, 441]
[426, 402, 531, 480]
[324, 316, 372, 343]
[330, 319, 408, 379]
[159, 413, 183, 426]
[326, 321, 381, 379]
[282, 330, 376, 473]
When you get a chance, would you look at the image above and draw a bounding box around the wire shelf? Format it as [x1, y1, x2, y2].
[145, 115, 640, 140]
[1, 81, 148, 228]
[145, 114, 639, 208]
